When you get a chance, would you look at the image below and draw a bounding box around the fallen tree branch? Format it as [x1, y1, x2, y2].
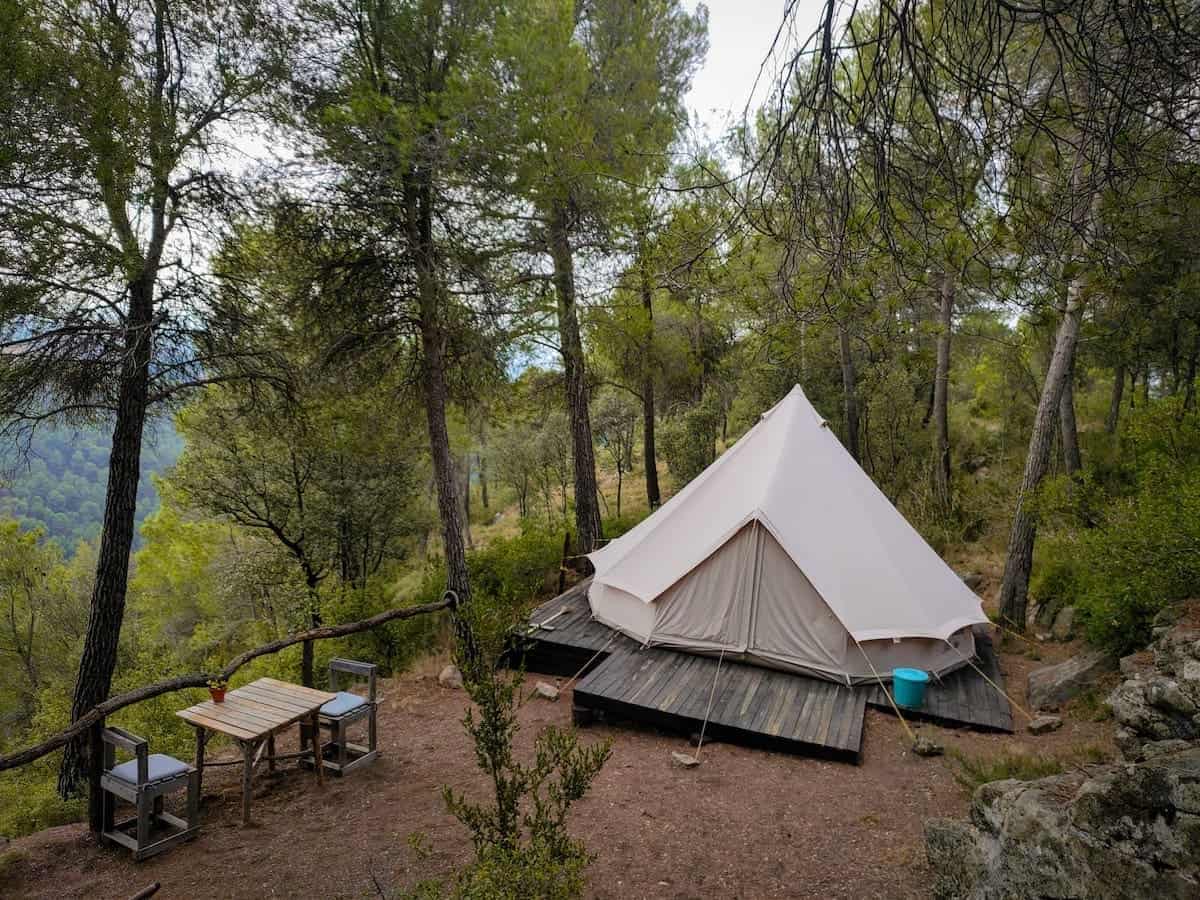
[0, 597, 452, 772]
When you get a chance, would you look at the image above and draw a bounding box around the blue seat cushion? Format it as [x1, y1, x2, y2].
[110, 753, 190, 785]
[321, 691, 368, 718]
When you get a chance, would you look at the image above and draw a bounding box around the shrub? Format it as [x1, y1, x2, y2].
[949, 744, 1110, 792]
[657, 390, 722, 487]
[437, 600, 611, 900]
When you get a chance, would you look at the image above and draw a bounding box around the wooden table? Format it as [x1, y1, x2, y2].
[176, 677, 337, 825]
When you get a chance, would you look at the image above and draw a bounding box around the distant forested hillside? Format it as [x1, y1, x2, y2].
[0, 422, 182, 551]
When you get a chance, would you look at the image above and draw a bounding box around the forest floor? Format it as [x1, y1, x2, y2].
[3, 639, 1115, 900]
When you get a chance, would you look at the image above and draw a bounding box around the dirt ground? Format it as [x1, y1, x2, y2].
[3, 643, 1114, 900]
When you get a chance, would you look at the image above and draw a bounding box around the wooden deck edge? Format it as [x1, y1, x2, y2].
[573, 685, 864, 764]
[863, 698, 1014, 734]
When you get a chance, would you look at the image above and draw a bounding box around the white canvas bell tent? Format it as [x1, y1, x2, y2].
[586, 384, 989, 685]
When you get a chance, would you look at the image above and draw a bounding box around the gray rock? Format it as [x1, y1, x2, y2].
[925, 750, 1200, 899]
[533, 680, 559, 701]
[1027, 649, 1118, 711]
[1121, 652, 1153, 678]
[438, 664, 464, 689]
[1109, 676, 1200, 755]
[1051, 605, 1078, 641]
[1150, 680, 1197, 717]
[670, 751, 699, 768]
[913, 735, 944, 757]
[1028, 714, 1063, 735]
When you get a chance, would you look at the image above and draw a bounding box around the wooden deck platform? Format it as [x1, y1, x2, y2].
[512, 579, 1012, 763]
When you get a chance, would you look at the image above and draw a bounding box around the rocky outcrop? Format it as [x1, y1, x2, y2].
[926, 750, 1200, 899]
[1108, 613, 1200, 759]
[928, 602, 1200, 898]
[1026, 649, 1117, 711]
[1050, 606, 1078, 641]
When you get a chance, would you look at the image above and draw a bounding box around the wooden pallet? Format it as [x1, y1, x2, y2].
[512, 580, 1013, 764]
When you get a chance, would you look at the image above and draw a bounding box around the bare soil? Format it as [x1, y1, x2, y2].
[3, 647, 1114, 900]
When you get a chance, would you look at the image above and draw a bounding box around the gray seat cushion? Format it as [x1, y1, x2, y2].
[321, 691, 368, 718]
[109, 753, 190, 785]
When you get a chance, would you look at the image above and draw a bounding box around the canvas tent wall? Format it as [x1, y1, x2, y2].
[586, 385, 988, 685]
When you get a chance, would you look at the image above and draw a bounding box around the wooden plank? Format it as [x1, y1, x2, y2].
[235, 679, 322, 708]
[231, 684, 317, 716]
[175, 709, 258, 741]
[204, 697, 295, 730]
[255, 677, 337, 704]
[656, 655, 707, 714]
[642, 654, 693, 711]
[185, 703, 280, 736]
[748, 670, 786, 735]
[764, 675, 803, 737]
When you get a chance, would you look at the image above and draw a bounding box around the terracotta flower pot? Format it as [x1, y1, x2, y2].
[209, 688, 226, 703]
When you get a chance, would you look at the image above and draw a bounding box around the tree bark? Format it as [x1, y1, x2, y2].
[405, 169, 474, 664]
[58, 278, 153, 797]
[837, 324, 861, 463]
[1105, 361, 1125, 433]
[1059, 340, 1082, 475]
[640, 259, 661, 509]
[1184, 332, 1198, 414]
[931, 272, 955, 510]
[549, 207, 602, 559]
[998, 288, 1084, 630]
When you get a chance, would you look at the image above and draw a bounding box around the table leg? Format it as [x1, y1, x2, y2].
[240, 740, 255, 826]
[267, 732, 276, 774]
[194, 726, 206, 798]
[310, 712, 324, 786]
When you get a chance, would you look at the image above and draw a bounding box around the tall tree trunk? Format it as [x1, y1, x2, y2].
[837, 324, 861, 463]
[462, 454, 474, 550]
[1105, 362, 1125, 433]
[300, 570, 322, 688]
[406, 171, 474, 663]
[479, 441, 489, 511]
[640, 260, 661, 509]
[1184, 332, 1198, 414]
[931, 272, 955, 510]
[58, 279, 153, 798]
[998, 288, 1084, 630]
[549, 207, 602, 560]
[1059, 341, 1082, 475]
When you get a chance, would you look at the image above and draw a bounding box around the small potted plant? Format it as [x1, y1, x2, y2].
[207, 677, 228, 703]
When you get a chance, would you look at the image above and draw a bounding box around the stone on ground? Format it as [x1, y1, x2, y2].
[1027, 714, 1063, 735]
[912, 735, 944, 757]
[437, 664, 463, 689]
[957, 571, 984, 591]
[1050, 605, 1078, 641]
[534, 680, 559, 701]
[1027, 649, 1117, 711]
[671, 751, 700, 768]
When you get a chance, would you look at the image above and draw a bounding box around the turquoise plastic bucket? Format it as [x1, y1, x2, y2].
[893, 668, 930, 709]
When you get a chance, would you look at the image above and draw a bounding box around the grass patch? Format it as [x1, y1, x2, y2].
[1065, 685, 1115, 722]
[949, 743, 1111, 792]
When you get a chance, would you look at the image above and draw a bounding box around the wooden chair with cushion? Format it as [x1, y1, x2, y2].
[98, 726, 199, 860]
[303, 658, 378, 775]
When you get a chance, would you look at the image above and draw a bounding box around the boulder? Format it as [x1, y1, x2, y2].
[1027, 649, 1118, 711]
[1051, 605, 1078, 641]
[533, 680, 559, 701]
[1109, 676, 1200, 754]
[1027, 714, 1063, 735]
[438, 664, 464, 689]
[926, 749, 1200, 899]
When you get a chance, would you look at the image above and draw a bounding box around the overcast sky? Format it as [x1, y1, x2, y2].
[685, 0, 827, 138]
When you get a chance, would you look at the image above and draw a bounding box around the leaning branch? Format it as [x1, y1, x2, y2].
[0, 597, 452, 772]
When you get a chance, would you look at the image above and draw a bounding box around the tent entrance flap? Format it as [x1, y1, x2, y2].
[648, 520, 850, 675]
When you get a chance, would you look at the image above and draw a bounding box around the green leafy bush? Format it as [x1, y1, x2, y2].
[657, 390, 722, 486]
[1032, 404, 1200, 654]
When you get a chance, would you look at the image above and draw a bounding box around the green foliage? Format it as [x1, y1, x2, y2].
[949, 744, 1110, 792]
[434, 597, 611, 900]
[0, 423, 180, 551]
[657, 389, 723, 486]
[1032, 403, 1200, 654]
